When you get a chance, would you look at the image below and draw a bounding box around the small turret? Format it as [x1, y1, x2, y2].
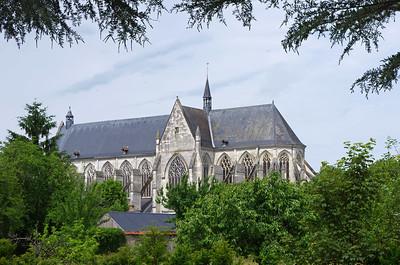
[203, 78, 212, 113]
[65, 107, 74, 129]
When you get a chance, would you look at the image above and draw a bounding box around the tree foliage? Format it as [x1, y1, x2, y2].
[7, 101, 58, 153]
[175, 0, 400, 95]
[47, 179, 128, 228]
[0, 0, 164, 48]
[176, 173, 311, 263]
[0, 139, 79, 236]
[156, 174, 214, 220]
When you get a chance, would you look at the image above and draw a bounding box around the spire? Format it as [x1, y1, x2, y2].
[203, 78, 212, 113]
[65, 106, 74, 129]
[195, 126, 201, 141]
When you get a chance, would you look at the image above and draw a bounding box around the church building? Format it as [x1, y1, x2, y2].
[57, 79, 315, 213]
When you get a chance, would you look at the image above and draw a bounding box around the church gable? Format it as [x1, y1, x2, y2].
[160, 99, 195, 152]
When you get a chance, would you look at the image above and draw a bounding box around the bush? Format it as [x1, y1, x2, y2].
[94, 228, 126, 254]
[0, 239, 16, 258]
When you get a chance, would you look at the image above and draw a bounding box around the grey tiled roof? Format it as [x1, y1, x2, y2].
[108, 211, 175, 232]
[182, 105, 213, 147]
[58, 115, 169, 159]
[57, 103, 304, 158]
[209, 104, 304, 149]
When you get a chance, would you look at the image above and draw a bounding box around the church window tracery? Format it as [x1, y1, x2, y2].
[221, 155, 234, 183]
[120, 161, 133, 192]
[168, 155, 187, 187]
[202, 154, 211, 178]
[102, 162, 114, 180]
[262, 152, 272, 177]
[141, 160, 152, 197]
[84, 163, 95, 185]
[279, 153, 290, 180]
[242, 153, 255, 180]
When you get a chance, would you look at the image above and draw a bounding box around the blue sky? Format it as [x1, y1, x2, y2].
[1, 6, 399, 170]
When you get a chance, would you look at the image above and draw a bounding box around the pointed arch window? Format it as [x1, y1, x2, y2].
[221, 155, 234, 183]
[141, 161, 152, 198]
[242, 153, 255, 180]
[279, 153, 290, 180]
[102, 162, 114, 180]
[262, 153, 272, 177]
[202, 154, 211, 178]
[168, 156, 187, 187]
[84, 163, 95, 185]
[120, 161, 133, 192]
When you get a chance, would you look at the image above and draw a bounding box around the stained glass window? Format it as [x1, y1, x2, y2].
[168, 156, 187, 187]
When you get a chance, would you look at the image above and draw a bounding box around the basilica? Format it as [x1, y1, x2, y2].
[57, 79, 315, 213]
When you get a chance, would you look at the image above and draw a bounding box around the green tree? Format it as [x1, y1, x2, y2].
[0, 139, 79, 235]
[302, 139, 385, 264]
[95, 179, 129, 212]
[8, 101, 58, 153]
[133, 227, 169, 265]
[156, 174, 214, 220]
[0, 0, 164, 48]
[0, 148, 25, 237]
[33, 221, 98, 264]
[177, 174, 311, 263]
[47, 179, 128, 228]
[175, 0, 400, 95]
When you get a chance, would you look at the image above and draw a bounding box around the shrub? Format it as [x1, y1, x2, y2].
[94, 227, 126, 254]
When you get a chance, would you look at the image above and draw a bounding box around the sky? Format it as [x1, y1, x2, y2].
[1, 5, 399, 170]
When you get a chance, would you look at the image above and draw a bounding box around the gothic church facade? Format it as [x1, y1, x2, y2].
[57, 79, 315, 213]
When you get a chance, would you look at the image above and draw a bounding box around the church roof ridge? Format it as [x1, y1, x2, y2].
[71, 114, 170, 127]
[211, 103, 273, 112]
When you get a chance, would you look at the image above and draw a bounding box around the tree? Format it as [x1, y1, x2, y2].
[0, 139, 79, 236]
[156, 174, 214, 220]
[0, 0, 164, 48]
[8, 101, 58, 153]
[47, 179, 128, 228]
[0, 148, 25, 237]
[175, 0, 400, 95]
[300, 139, 400, 264]
[177, 174, 311, 263]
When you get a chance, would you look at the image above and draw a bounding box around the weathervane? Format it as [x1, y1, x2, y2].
[206, 62, 209, 78]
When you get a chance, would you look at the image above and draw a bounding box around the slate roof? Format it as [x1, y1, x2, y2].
[209, 104, 304, 149]
[108, 211, 175, 233]
[57, 103, 304, 158]
[182, 105, 212, 148]
[57, 115, 169, 159]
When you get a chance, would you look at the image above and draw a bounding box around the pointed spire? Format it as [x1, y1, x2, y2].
[203, 78, 211, 99]
[195, 126, 201, 141]
[203, 76, 212, 113]
[65, 106, 74, 129]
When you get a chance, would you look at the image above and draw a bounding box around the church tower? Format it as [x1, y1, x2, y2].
[65, 107, 74, 129]
[203, 78, 212, 113]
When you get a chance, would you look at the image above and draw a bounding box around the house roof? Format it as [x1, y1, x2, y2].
[57, 115, 169, 159]
[57, 103, 304, 159]
[107, 211, 176, 233]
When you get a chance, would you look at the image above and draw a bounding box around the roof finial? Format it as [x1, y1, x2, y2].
[206, 62, 209, 78]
